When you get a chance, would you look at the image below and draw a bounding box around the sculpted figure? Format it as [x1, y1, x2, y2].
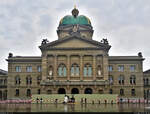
[49, 70, 53, 76]
[98, 69, 101, 76]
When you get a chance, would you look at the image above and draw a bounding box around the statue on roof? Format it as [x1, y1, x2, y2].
[101, 38, 109, 45]
[41, 39, 49, 45]
[138, 52, 143, 57]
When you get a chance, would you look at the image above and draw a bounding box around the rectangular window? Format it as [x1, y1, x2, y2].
[120, 89, 124, 95]
[0, 79, 3, 85]
[130, 65, 135, 72]
[109, 89, 113, 94]
[15, 89, 19, 96]
[37, 89, 40, 94]
[26, 66, 32, 72]
[109, 76, 113, 85]
[15, 66, 21, 72]
[118, 65, 124, 72]
[131, 89, 135, 96]
[37, 66, 41, 72]
[108, 65, 113, 72]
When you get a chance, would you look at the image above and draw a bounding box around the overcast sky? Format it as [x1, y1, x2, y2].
[0, 0, 150, 71]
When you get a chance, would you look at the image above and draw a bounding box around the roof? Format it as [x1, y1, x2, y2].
[39, 35, 111, 51]
[144, 69, 150, 74]
[59, 15, 91, 26]
[0, 69, 8, 75]
[109, 56, 145, 61]
[6, 56, 42, 62]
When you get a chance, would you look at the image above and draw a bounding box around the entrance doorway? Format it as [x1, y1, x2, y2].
[58, 88, 66, 94]
[84, 88, 92, 94]
[71, 88, 79, 94]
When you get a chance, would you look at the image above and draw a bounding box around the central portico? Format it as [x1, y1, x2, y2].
[39, 7, 111, 94]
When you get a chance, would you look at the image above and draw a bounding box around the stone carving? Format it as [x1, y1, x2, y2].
[41, 39, 49, 45]
[98, 66, 101, 76]
[72, 25, 78, 32]
[49, 70, 53, 76]
[101, 38, 109, 45]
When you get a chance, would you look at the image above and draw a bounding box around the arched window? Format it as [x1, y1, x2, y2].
[58, 64, 67, 77]
[27, 89, 31, 97]
[109, 75, 113, 85]
[71, 63, 79, 76]
[84, 88, 93, 94]
[130, 75, 136, 84]
[71, 88, 79, 94]
[84, 64, 92, 77]
[26, 76, 32, 85]
[118, 75, 124, 85]
[58, 88, 66, 94]
[37, 76, 41, 85]
[15, 76, 21, 85]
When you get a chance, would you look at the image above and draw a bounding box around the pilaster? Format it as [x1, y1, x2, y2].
[80, 55, 83, 80]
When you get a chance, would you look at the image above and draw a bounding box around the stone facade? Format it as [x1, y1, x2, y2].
[0, 69, 7, 100]
[143, 69, 150, 99]
[5, 7, 145, 99]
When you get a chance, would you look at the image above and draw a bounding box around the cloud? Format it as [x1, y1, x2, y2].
[0, 0, 150, 71]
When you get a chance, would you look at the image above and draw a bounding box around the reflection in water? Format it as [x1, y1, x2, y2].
[64, 104, 68, 112]
[0, 103, 149, 112]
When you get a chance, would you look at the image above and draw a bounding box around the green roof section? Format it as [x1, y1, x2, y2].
[59, 15, 91, 26]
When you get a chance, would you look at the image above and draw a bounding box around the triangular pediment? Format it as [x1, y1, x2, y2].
[39, 36, 111, 51]
[53, 38, 98, 48]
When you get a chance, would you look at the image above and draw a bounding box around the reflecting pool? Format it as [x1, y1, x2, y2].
[0, 103, 150, 112]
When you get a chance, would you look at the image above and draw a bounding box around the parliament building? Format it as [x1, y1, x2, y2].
[0, 7, 148, 100]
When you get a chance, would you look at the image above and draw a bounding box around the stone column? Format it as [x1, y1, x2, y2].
[53, 54, 57, 80]
[80, 55, 83, 80]
[42, 54, 47, 80]
[67, 55, 70, 81]
[93, 55, 96, 80]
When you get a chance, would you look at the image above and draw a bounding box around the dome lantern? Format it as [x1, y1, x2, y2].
[71, 5, 79, 18]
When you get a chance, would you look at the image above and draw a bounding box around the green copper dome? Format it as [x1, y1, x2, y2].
[60, 15, 91, 26]
[59, 7, 91, 26]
